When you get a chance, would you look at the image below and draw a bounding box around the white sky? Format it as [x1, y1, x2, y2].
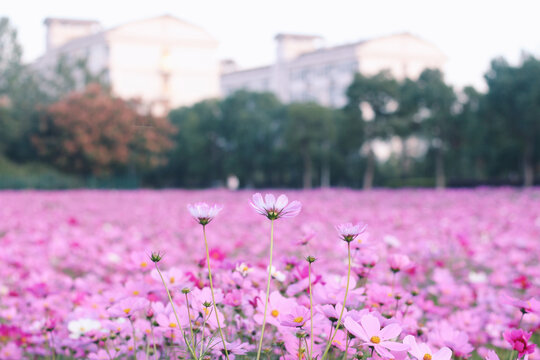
[4, 0, 540, 90]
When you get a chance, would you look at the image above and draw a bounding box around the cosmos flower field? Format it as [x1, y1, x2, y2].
[0, 189, 538, 360]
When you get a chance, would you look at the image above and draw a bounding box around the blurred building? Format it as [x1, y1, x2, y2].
[34, 15, 219, 115]
[221, 33, 446, 107]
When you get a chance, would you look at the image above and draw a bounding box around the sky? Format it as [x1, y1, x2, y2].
[4, 0, 540, 90]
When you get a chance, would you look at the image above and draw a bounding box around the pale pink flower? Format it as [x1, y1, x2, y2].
[388, 254, 412, 273]
[279, 305, 311, 328]
[336, 222, 367, 242]
[108, 297, 149, 318]
[187, 202, 223, 225]
[344, 314, 408, 358]
[485, 350, 500, 360]
[250, 193, 301, 220]
[403, 335, 452, 360]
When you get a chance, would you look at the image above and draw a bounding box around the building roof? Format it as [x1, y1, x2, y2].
[275, 33, 323, 41]
[44, 17, 100, 25]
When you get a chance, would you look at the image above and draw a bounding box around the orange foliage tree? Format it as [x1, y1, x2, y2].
[33, 84, 176, 176]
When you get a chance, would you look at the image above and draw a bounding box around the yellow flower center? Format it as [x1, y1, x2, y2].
[140, 262, 148, 268]
[169, 322, 177, 328]
[370, 336, 381, 344]
[271, 310, 279, 317]
[132, 290, 139, 295]
[293, 316, 304, 323]
[123, 308, 131, 314]
[169, 277, 175, 284]
[358, 238, 362, 243]
[424, 354, 432, 360]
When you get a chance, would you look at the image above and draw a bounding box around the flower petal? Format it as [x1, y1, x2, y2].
[264, 194, 276, 208]
[360, 314, 380, 337]
[403, 335, 423, 360]
[380, 323, 402, 340]
[275, 194, 289, 210]
[433, 347, 452, 360]
[344, 317, 369, 342]
[380, 341, 410, 352]
[280, 201, 302, 218]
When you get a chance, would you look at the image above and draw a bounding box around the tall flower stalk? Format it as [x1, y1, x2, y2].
[188, 202, 230, 360]
[321, 223, 366, 360]
[151, 252, 197, 359]
[257, 218, 274, 360]
[250, 193, 302, 360]
[306, 256, 316, 358]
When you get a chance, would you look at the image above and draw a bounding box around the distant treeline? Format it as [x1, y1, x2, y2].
[1, 17, 539, 189]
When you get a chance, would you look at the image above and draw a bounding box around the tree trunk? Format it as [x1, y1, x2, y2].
[435, 147, 446, 189]
[303, 150, 313, 189]
[523, 142, 534, 187]
[363, 144, 375, 190]
[400, 137, 411, 177]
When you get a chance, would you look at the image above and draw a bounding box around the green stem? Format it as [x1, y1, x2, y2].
[518, 312, 525, 328]
[185, 293, 195, 347]
[304, 337, 312, 360]
[507, 350, 515, 360]
[256, 219, 275, 360]
[129, 317, 137, 359]
[200, 310, 208, 357]
[321, 242, 352, 360]
[150, 322, 157, 360]
[203, 225, 230, 360]
[145, 333, 150, 360]
[155, 263, 197, 359]
[342, 332, 349, 360]
[308, 262, 314, 359]
[48, 332, 56, 360]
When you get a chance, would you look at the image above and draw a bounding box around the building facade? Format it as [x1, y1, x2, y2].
[35, 15, 220, 115]
[221, 33, 447, 107]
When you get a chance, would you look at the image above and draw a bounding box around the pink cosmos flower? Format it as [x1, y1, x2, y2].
[403, 335, 452, 360]
[187, 202, 223, 225]
[214, 339, 251, 359]
[108, 297, 149, 318]
[336, 222, 367, 242]
[485, 350, 500, 360]
[500, 294, 540, 315]
[250, 193, 301, 220]
[344, 314, 408, 358]
[279, 305, 311, 328]
[388, 254, 412, 273]
[503, 329, 535, 357]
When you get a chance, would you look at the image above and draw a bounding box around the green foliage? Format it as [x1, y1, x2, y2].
[0, 155, 81, 189]
[484, 56, 540, 186]
[1, 16, 540, 188]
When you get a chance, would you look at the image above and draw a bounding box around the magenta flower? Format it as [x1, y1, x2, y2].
[187, 202, 223, 225]
[503, 329, 535, 357]
[344, 314, 408, 358]
[250, 193, 301, 220]
[279, 305, 311, 328]
[404, 335, 452, 360]
[336, 222, 367, 242]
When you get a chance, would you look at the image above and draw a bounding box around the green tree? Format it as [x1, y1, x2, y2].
[166, 99, 224, 187]
[220, 91, 286, 187]
[344, 71, 399, 189]
[284, 102, 336, 189]
[415, 69, 457, 188]
[484, 56, 540, 186]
